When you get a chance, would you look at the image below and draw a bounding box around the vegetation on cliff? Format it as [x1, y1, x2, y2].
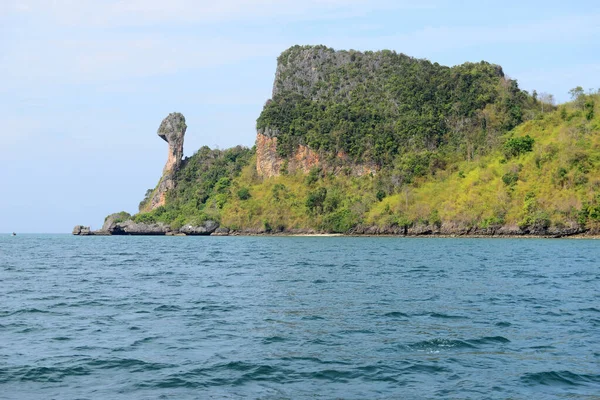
[257, 45, 533, 166]
[133, 146, 253, 231]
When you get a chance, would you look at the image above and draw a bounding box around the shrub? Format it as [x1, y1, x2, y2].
[305, 167, 324, 185]
[321, 209, 358, 233]
[503, 135, 535, 158]
[271, 184, 287, 201]
[502, 172, 519, 186]
[237, 187, 251, 200]
[134, 213, 156, 224]
[306, 187, 327, 214]
[105, 211, 131, 224]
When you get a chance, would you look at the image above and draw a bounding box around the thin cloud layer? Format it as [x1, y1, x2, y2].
[3, 0, 426, 26]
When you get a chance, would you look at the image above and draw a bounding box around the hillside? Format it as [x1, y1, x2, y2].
[77, 46, 599, 236]
[218, 92, 600, 235]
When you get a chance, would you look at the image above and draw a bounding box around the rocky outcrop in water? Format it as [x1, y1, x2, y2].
[109, 220, 172, 235]
[179, 220, 219, 235]
[72, 225, 92, 235]
[72, 219, 221, 236]
[101, 212, 132, 233]
[143, 113, 187, 212]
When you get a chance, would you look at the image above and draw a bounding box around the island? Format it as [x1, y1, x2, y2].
[74, 45, 600, 237]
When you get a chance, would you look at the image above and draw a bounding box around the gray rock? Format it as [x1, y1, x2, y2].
[102, 212, 132, 233]
[211, 227, 230, 236]
[72, 225, 91, 235]
[111, 220, 171, 235]
[179, 220, 219, 235]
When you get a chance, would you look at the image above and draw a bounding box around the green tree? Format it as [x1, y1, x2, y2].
[503, 135, 535, 158]
[306, 187, 327, 214]
[569, 86, 585, 109]
[237, 187, 251, 200]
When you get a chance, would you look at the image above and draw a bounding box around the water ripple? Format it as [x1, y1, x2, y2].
[1, 235, 598, 399]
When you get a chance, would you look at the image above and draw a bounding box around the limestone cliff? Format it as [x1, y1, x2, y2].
[256, 131, 376, 178]
[256, 46, 381, 177]
[143, 113, 187, 212]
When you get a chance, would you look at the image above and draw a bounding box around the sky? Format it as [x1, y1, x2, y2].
[1, 0, 599, 233]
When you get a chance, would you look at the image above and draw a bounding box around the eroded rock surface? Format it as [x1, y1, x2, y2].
[110, 220, 172, 235]
[145, 113, 187, 211]
[158, 112, 186, 175]
[72, 225, 91, 235]
[101, 212, 132, 233]
[255, 131, 377, 178]
[179, 220, 219, 235]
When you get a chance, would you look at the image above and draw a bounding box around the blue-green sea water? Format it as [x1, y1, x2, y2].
[1, 235, 599, 399]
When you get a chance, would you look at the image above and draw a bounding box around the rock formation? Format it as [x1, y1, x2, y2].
[72, 225, 91, 235]
[72, 219, 220, 236]
[144, 112, 187, 211]
[255, 131, 377, 178]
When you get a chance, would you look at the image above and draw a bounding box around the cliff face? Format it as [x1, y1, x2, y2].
[256, 131, 377, 177]
[144, 113, 187, 211]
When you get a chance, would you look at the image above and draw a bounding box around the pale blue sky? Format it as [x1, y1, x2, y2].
[1, 0, 599, 233]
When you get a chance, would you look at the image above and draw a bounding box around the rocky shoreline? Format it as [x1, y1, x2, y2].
[73, 220, 598, 238]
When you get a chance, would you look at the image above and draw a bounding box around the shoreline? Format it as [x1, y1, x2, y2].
[231, 232, 600, 239]
[72, 231, 600, 239]
[72, 220, 600, 239]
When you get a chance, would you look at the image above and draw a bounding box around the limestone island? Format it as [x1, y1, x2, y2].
[74, 45, 600, 237]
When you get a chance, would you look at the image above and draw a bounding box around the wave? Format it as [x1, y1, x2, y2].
[0, 365, 90, 383]
[428, 312, 467, 319]
[408, 338, 476, 351]
[0, 308, 54, 317]
[405, 335, 510, 352]
[85, 358, 173, 372]
[262, 335, 287, 344]
[521, 370, 600, 386]
[467, 336, 511, 345]
[153, 305, 182, 312]
[402, 363, 450, 374]
[580, 307, 600, 313]
[383, 311, 410, 318]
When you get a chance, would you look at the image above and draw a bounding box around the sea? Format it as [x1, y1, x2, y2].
[0, 235, 599, 399]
